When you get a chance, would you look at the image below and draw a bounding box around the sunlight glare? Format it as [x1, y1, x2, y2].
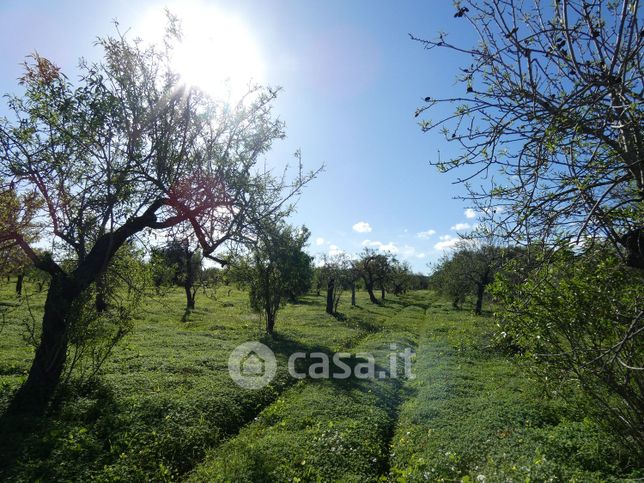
[137, 2, 265, 100]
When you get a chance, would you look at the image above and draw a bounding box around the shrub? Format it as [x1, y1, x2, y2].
[492, 247, 644, 454]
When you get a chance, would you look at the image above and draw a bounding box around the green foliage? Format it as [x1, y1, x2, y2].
[354, 248, 393, 303]
[388, 258, 413, 296]
[63, 244, 148, 384]
[429, 243, 508, 313]
[0, 286, 639, 480]
[235, 224, 313, 333]
[492, 246, 644, 453]
[318, 253, 354, 313]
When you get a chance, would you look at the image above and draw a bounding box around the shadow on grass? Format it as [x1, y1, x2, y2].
[0, 381, 120, 480]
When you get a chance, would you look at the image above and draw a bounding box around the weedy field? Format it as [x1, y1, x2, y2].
[0, 282, 639, 481]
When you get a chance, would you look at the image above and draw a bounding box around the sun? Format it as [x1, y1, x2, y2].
[137, 2, 265, 100]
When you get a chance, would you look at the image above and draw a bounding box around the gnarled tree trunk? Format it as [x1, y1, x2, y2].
[184, 248, 196, 310]
[365, 281, 379, 305]
[15, 273, 24, 297]
[326, 277, 335, 315]
[474, 283, 485, 315]
[9, 274, 73, 414]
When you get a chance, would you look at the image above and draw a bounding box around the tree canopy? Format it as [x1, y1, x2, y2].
[414, 0, 643, 267]
[0, 24, 317, 411]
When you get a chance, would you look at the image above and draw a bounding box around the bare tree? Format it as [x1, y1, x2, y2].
[413, 0, 643, 267]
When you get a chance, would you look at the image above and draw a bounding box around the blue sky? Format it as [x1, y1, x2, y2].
[0, 0, 481, 272]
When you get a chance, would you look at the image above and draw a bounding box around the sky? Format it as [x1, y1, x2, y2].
[0, 0, 482, 272]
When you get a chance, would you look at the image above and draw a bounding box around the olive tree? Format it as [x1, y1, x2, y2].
[0, 28, 316, 412]
[429, 242, 507, 314]
[152, 239, 204, 310]
[355, 249, 393, 304]
[319, 253, 352, 315]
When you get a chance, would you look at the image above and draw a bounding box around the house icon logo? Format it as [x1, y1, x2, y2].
[228, 342, 277, 389]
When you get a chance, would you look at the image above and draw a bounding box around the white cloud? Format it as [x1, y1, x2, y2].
[362, 240, 428, 260]
[328, 244, 344, 256]
[451, 222, 471, 231]
[464, 208, 477, 219]
[482, 205, 505, 215]
[361, 239, 398, 253]
[352, 221, 372, 233]
[417, 229, 436, 239]
[315, 237, 325, 246]
[400, 245, 427, 259]
[434, 235, 461, 251]
[379, 242, 398, 253]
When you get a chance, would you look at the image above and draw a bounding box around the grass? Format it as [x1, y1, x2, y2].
[387, 298, 640, 482]
[0, 280, 640, 481]
[187, 305, 425, 482]
[0, 282, 396, 481]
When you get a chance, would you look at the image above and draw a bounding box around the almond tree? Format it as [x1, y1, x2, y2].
[414, 0, 643, 450]
[0, 28, 317, 412]
[414, 0, 643, 267]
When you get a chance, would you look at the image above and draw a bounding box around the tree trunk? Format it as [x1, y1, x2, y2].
[266, 310, 275, 334]
[184, 284, 195, 310]
[326, 277, 335, 315]
[365, 281, 379, 305]
[95, 275, 107, 312]
[351, 281, 356, 306]
[475, 283, 485, 315]
[15, 273, 24, 297]
[9, 203, 161, 414]
[380, 284, 385, 301]
[9, 275, 71, 414]
[184, 249, 196, 310]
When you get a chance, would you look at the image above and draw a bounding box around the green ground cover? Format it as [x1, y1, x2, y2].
[0, 282, 639, 481]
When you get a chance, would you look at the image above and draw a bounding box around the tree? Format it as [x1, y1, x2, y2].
[282, 226, 314, 303]
[430, 242, 507, 314]
[413, 0, 643, 268]
[354, 249, 392, 304]
[0, 25, 317, 412]
[388, 258, 413, 296]
[319, 254, 352, 315]
[153, 239, 204, 310]
[415, 1, 643, 451]
[0, 182, 42, 296]
[238, 224, 313, 334]
[492, 246, 644, 452]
